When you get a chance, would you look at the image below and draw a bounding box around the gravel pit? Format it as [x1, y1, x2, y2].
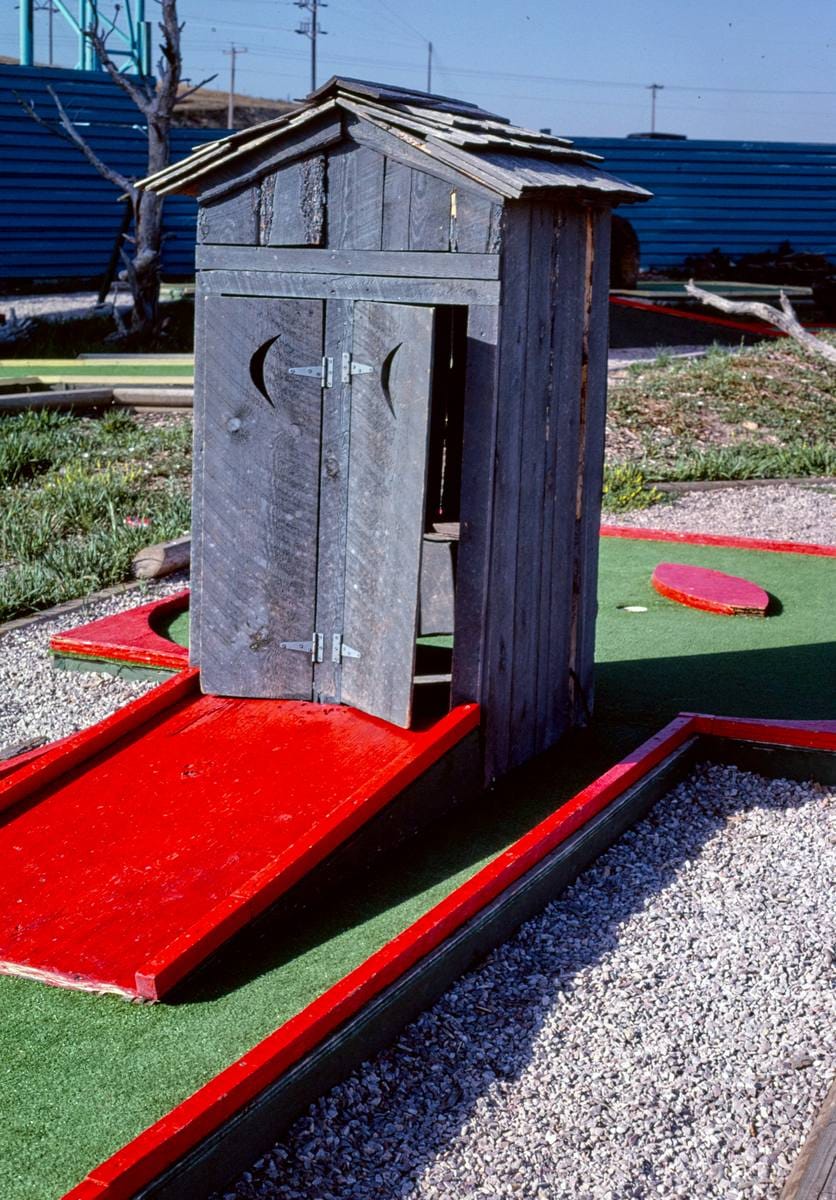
[610, 482, 836, 547]
[0, 572, 187, 752]
[217, 763, 835, 1200]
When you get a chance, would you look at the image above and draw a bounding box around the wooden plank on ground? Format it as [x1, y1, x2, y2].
[780, 1078, 836, 1200]
[341, 301, 436, 727]
[198, 295, 323, 699]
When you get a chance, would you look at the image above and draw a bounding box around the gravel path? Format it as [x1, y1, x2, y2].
[611, 482, 836, 546]
[218, 764, 836, 1200]
[0, 572, 187, 752]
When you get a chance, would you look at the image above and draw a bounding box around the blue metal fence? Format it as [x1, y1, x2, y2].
[0, 63, 217, 284]
[3, 63, 835, 282]
[573, 137, 836, 269]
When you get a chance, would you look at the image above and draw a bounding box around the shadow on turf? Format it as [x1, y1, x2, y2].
[174, 640, 835, 1013]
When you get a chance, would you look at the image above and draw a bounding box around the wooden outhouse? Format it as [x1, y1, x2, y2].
[140, 77, 649, 780]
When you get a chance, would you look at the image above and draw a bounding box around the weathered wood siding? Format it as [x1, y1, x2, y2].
[455, 201, 611, 781]
[197, 136, 501, 258]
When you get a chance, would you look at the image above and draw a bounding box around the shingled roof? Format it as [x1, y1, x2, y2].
[140, 76, 650, 204]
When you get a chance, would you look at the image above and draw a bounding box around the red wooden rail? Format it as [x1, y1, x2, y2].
[61, 712, 836, 1199]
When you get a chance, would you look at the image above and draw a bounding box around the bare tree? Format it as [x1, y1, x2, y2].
[685, 280, 836, 367]
[19, 1, 214, 342]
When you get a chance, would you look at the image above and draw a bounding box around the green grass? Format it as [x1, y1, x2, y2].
[1, 536, 833, 1199]
[0, 410, 191, 622]
[607, 337, 836, 499]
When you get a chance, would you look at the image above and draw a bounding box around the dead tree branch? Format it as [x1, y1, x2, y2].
[16, 88, 135, 195]
[685, 279, 836, 366]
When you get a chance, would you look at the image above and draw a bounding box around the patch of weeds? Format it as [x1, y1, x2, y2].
[602, 465, 663, 512]
[0, 409, 191, 622]
[607, 335, 836, 474]
[647, 440, 836, 483]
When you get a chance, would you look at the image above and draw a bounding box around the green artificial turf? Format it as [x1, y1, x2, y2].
[2, 537, 834, 1199]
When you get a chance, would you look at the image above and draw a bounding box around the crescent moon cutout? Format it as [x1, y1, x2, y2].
[249, 334, 281, 406]
[380, 342, 402, 417]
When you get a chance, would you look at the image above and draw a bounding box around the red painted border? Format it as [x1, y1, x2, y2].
[0, 670, 199, 817]
[609, 295, 836, 339]
[61, 713, 836, 1200]
[49, 592, 190, 672]
[601, 524, 836, 558]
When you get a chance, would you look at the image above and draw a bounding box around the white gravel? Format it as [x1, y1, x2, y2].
[611, 482, 836, 546]
[0, 571, 188, 752]
[218, 763, 836, 1200]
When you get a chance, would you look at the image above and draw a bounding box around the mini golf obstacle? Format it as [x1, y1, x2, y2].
[2, 525, 834, 1198]
[3, 79, 834, 1200]
[0, 79, 648, 1005]
[651, 561, 771, 616]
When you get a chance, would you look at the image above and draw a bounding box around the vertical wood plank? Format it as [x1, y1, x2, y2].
[481, 204, 532, 782]
[199, 296, 323, 699]
[327, 145, 385, 250]
[197, 185, 259, 245]
[508, 202, 557, 766]
[539, 208, 587, 750]
[341, 302, 436, 727]
[313, 300, 353, 703]
[452, 190, 497, 253]
[409, 171, 452, 251]
[572, 208, 612, 719]
[450, 303, 500, 709]
[381, 160, 411, 250]
[189, 281, 209, 668]
[266, 157, 325, 246]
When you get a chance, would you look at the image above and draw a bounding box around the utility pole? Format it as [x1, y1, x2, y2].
[427, 41, 433, 93]
[647, 82, 664, 134]
[224, 44, 248, 129]
[295, 0, 327, 93]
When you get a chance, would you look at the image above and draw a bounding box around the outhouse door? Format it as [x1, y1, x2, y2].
[197, 294, 436, 728]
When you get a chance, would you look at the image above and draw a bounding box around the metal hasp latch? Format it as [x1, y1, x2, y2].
[280, 632, 325, 662]
[340, 353, 374, 384]
[288, 356, 334, 388]
[331, 633, 361, 663]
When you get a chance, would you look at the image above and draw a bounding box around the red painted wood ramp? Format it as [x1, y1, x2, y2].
[0, 674, 477, 1001]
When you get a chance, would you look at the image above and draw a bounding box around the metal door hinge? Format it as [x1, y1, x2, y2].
[340, 352, 374, 385]
[280, 632, 324, 662]
[289, 356, 333, 388]
[331, 633, 361, 663]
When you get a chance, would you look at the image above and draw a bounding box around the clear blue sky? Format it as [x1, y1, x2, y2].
[5, 0, 835, 141]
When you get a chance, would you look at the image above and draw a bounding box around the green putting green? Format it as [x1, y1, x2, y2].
[2, 537, 833, 1199]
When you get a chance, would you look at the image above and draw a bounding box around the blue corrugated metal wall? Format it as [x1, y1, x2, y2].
[3, 63, 835, 281]
[0, 63, 218, 284]
[573, 137, 836, 269]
